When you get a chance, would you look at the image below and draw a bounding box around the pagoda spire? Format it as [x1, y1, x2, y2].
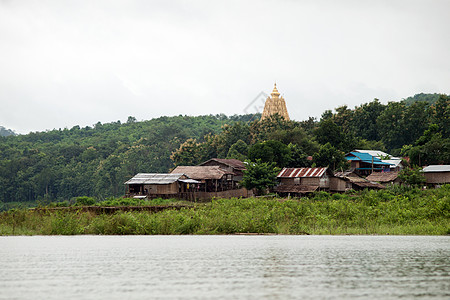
[271, 83, 280, 97]
[261, 83, 290, 121]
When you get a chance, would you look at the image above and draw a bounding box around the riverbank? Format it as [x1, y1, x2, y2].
[1, 186, 449, 235]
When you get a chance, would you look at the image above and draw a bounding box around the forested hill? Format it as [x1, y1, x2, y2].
[0, 114, 258, 203]
[0, 126, 16, 137]
[404, 93, 442, 106]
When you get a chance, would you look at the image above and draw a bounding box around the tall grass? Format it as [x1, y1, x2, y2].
[1, 185, 449, 235]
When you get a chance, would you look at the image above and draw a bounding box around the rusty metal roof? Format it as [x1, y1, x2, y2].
[277, 167, 328, 178]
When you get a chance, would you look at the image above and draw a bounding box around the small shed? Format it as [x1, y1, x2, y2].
[124, 173, 199, 198]
[334, 171, 385, 191]
[366, 172, 401, 186]
[422, 165, 450, 186]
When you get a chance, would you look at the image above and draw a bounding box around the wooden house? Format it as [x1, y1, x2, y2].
[170, 165, 251, 200]
[124, 173, 199, 199]
[353, 149, 403, 172]
[366, 171, 401, 186]
[275, 167, 333, 196]
[345, 151, 392, 176]
[171, 166, 234, 192]
[422, 165, 450, 186]
[198, 158, 246, 185]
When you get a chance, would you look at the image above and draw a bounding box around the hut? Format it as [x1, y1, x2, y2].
[422, 165, 450, 186]
[275, 167, 333, 196]
[334, 171, 385, 191]
[124, 173, 199, 199]
[366, 171, 401, 186]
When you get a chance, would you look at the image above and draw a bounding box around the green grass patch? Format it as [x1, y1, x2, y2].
[1, 185, 449, 235]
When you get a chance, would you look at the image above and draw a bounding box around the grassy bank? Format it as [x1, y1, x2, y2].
[1, 185, 449, 235]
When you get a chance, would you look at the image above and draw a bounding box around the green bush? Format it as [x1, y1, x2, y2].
[75, 196, 96, 206]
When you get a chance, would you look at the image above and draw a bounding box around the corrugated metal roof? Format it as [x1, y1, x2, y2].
[277, 167, 327, 178]
[354, 149, 390, 158]
[124, 173, 185, 185]
[346, 152, 392, 165]
[422, 165, 450, 172]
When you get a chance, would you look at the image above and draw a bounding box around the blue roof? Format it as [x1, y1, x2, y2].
[346, 152, 392, 165]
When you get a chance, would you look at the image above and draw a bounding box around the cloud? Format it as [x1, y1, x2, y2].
[0, 0, 449, 133]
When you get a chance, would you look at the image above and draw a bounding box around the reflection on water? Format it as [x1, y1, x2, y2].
[0, 236, 448, 299]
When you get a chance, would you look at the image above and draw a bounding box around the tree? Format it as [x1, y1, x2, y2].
[313, 143, 348, 171]
[398, 167, 426, 186]
[226, 140, 248, 161]
[286, 143, 311, 167]
[314, 119, 344, 149]
[248, 140, 291, 168]
[241, 160, 280, 195]
[351, 99, 386, 141]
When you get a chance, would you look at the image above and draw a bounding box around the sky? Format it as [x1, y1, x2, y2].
[1, 0, 449, 134]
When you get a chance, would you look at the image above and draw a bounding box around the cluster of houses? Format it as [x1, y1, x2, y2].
[124, 150, 450, 200]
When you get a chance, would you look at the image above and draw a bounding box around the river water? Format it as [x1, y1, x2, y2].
[0, 235, 449, 299]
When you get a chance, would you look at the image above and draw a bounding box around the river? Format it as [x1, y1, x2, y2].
[0, 235, 449, 299]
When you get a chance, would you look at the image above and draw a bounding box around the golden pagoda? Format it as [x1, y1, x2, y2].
[261, 83, 290, 121]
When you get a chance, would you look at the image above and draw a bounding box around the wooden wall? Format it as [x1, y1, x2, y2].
[424, 172, 450, 184]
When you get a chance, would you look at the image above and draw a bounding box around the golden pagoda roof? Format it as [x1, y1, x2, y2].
[271, 83, 280, 97]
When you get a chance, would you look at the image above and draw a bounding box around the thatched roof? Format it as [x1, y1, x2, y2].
[366, 172, 399, 183]
[171, 166, 231, 180]
[199, 158, 246, 170]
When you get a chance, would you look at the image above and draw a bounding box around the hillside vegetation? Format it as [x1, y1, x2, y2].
[0, 114, 256, 203]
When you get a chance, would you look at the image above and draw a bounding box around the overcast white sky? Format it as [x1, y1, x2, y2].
[1, 0, 449, 134]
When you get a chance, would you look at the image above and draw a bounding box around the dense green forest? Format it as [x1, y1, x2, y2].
[0, 114, 256, 203]
[0, 93, 449, 204]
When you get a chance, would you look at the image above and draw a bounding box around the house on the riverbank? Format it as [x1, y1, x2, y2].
[124, 173, 200, 199]
[198, 158, 246, 187]
[345, 151, 393, 176]
[422, 165, 450, 186]
[171, 165, 252, 200]
[275, 167, 341, 196]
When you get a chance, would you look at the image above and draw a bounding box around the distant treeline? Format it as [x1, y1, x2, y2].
[0, 93, 449, 203]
